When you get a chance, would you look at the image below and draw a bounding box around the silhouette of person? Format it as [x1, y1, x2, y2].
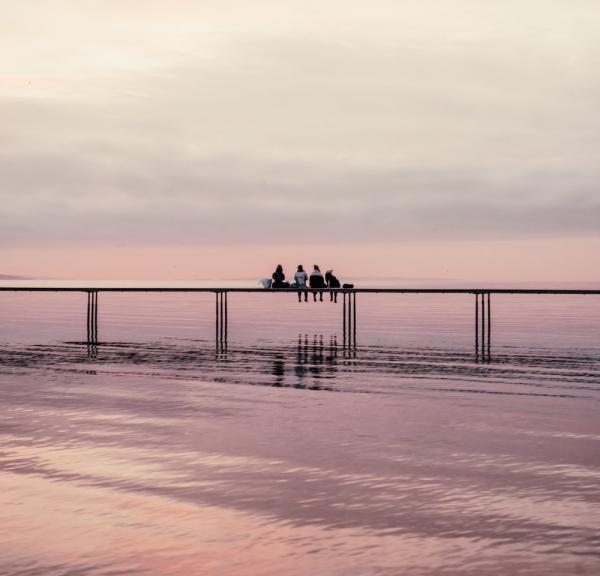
[309, 265, 326, 302]
[272, 264, 286, 288]
[325, 270, 341, 302]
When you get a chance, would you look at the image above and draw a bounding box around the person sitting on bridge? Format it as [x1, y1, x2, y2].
[309, 265, 326, 301]
[325, 270, 341, 303]
[295, 265, 308, 302]
[271, 264, 289, 289]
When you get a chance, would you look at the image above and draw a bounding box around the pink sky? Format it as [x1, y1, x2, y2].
[2, 236, 599, 282]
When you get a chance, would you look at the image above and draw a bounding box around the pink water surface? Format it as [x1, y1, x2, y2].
[1, 286, 599, 575]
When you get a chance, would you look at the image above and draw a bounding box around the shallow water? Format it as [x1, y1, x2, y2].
[1, 285, 599, 575]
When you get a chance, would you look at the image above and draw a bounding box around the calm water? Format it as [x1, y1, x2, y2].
[1, 282, 599, 575]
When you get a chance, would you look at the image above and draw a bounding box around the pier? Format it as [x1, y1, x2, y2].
[1, 287, 598, 357]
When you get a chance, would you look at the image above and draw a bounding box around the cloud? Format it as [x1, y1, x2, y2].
[1, 1, 599, 249]
[1, 139, 598, 246]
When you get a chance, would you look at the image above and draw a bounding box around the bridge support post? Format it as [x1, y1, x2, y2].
[343, 292, 346, 347]
[353, 291, 357, 345]
[475, 292, 479, 354]
[475, 292, 491, 360]
[481, 290, 485, 352]
[215, 291, 228, 350]
[86, 290, 98, 352]
[342, 291, 356, 351]
[487, 292, 491, 356]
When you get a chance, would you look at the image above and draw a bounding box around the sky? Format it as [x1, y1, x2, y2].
[1, 0, 599, 281]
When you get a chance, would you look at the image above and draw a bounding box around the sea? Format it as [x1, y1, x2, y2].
[1, 279, 599, 576]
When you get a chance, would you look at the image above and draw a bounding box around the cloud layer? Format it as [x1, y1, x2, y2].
[2, 0, 599, 249]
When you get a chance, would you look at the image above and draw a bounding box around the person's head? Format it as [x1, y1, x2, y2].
[276, 264, 283, 272]
[297, 265, 304, 272]
[314, 265, 320, 271]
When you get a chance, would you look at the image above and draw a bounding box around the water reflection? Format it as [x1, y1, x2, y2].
[1, 291, 600, 575]
[1, 333, 599, 576]
[0, 342, 600, 576]
[1, 337, 598, 400]
[290, 334, 338, 390]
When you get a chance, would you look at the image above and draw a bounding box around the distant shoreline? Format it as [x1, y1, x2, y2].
[0, 274, 30, 280]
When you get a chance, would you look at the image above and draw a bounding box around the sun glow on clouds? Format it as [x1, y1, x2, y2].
[1, 1, 599, 280]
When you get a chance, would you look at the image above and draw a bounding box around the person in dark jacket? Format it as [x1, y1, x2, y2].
[309, 265, 326, 301]
[271, 264, 286, 288]
[325, 270, 341, 302]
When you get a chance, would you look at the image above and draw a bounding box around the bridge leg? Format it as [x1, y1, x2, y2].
[342, 291, 357, 351]
[347, 291, 352, 347]
[87, 290, 96, 344]
[86, 291, 98, 352]
[220, 291, 224, 341]
[87, 291, 91, 342]
[352, 292, 357, 345]
[481, 290, 486, 352]
[475, 292, 492, 360]
[487, 292, 491, 356]
[215, 291, 228, 351]
[475, 293, 479, 355]
[95, 291, 98, 343]
[347, 291, 351, 345]
[342, 292, 347, 348]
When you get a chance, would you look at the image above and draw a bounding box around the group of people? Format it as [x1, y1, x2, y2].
[272, 264, 341, 302]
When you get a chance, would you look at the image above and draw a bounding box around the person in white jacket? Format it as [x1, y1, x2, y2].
[295, 265, 308, 302]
